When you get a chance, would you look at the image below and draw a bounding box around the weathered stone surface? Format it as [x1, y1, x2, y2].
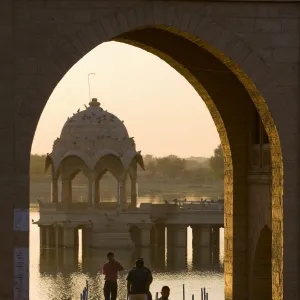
[0, 0, 299, 299]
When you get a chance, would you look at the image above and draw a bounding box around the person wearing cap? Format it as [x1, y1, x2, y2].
[127, 258, 152, 300]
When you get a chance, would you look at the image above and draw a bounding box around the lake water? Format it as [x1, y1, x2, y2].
[30, 211, 224, 300]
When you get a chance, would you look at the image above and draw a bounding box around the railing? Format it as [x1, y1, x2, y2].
[80, 280, 102, 300]
[80, 281, 209, 300]
[200, 288, 209, 300]
[155, 284, 209, 300]
[179, 203, 224, 211]
[38, 201, 224, 213]
[80, 280, 89, 300]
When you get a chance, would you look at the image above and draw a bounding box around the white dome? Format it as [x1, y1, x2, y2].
[60, 98, 129, 142]
[47, 98, 143, 173]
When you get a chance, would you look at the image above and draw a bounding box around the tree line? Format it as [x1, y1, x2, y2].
[142, 144, 223, 183]
[30, 145, 224, 183]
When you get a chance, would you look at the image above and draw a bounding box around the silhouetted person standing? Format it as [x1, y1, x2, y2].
[137, 257, 153, 300]
[102, 252, 123, 300]
[127, 258, 152, 300]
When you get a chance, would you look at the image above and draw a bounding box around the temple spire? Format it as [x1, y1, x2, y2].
[87, 73, 100, 107]
[88, 72, 95, 102]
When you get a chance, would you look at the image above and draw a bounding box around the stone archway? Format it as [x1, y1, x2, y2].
[8, 3, 284, 300]
[252, 225, 272, 300]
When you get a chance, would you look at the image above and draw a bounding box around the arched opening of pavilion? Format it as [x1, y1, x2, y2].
[97, 171, 119, 204]
[71, 171, 89, 203]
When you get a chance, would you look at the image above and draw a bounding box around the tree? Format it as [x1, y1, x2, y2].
[209, 144, 224, 178]
[143, 154, 154, 165]
[30, 154, 46, 175]
[156, 155, 186, 182]
[145, 160, 157, 177]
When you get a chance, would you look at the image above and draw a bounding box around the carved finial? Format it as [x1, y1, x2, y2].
[89, 98, 100, 107]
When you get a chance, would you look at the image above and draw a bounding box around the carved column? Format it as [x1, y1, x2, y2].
[39, 226, 46, 248]
[62, 177, 72, 204]
[63, 226, 75, 248]
[167, 225, 175, 248]
[51, 178, 58, 203]
[58, 179, 62, 202]
[173, 224, 187, 248]
[130, 179, 137, 208]
[192, 225, 212, 266]
[118, 180, 127, 208]
[88, 179, 95, 205]
[95, 180, 100, 204]
[55, 226, 63, 247]
[155, 223, 165, 247]
[45, 226, 55, 247]
[82, 226, 93, 248]
[139, 224, 152, 247]
[211, 226, 220, 264]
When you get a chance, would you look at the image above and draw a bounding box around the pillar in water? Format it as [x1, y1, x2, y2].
[192, 225, 212, 267]
[55, 226, 63, 247]
[63, 226, 75, 248]
[211, 226, 220, 264]
[45, 226, 55, 247]
[173, 224, 187, 248]
[154, 223, 166, 247]
[139, 224, 152, 247]
[39, 226, 46, 248]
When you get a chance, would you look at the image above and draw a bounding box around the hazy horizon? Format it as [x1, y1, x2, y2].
[30, 152, 212, 159]
[31, 41, 219, 158]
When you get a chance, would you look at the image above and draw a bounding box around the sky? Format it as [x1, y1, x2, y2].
[31, 41, 219, 158]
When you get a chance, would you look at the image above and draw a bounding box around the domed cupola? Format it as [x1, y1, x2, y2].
[45, 98, 144, 179]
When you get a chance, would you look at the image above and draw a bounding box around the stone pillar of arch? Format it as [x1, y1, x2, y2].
[95, 180, 100, 204]
[129, 163, 138, 208]
[118, 178, 127, 208]
[51, 177, 58, 203]
[88, 179, 96, 205]
[58, 179, 62, 203]
[130, 178, 137, 208]
[61, 175, 72, 204]
[118, 174, 127, 208]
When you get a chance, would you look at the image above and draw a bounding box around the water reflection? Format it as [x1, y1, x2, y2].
[31, 212, 225, 300]
[38, 246, 223, 299]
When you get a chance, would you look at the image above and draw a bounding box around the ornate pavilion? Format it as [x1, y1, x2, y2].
[45, 97, 144, 209]
[36, 98, 222, 251]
